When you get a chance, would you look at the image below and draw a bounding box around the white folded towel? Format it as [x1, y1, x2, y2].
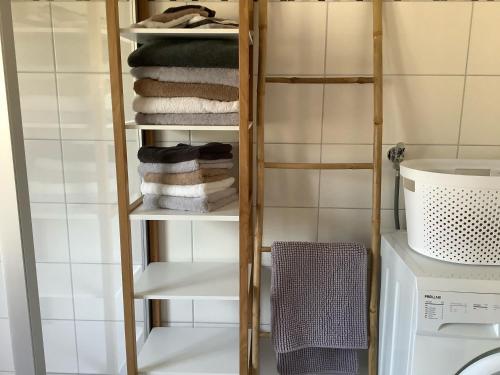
[133, 97, 239, 114]
[140, 177, 235, 197]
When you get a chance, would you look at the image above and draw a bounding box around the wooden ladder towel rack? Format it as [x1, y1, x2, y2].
[105, 0, 254, 373]
[251, 0, 383, 374]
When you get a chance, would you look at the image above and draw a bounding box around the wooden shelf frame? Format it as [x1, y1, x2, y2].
[251, 0, 383, 374]
[105, 0, 254, 374]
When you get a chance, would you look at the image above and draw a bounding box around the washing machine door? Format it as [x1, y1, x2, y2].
[458, 350, 500, 375]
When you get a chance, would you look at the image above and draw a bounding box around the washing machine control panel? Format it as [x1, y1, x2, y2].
[418, 290, 500, 335]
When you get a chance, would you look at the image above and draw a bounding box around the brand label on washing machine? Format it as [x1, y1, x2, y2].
[418, 290, 500, 333]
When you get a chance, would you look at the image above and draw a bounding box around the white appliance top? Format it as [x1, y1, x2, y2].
[382, 231, 500, 292]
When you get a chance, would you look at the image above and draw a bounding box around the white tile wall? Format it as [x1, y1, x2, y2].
[6, 1, 500, 374]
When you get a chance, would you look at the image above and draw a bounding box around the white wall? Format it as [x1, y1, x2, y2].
[1, 0, 500, 374]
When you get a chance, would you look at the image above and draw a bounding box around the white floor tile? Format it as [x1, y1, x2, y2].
[326, 3, 372, 75]
[460, 76, 500, 145]
[264, 83, 324, 144]
[18, 73, 59, 140]
[267, 2, 327, 75]
[36, 263, 74, 320]
[58, 73, 135, 141]
[384, 76, 464, 145]
[384, 3, 471, 75]
[75, 320, 126, 374]
[41, 320, 78, 373]
[67, 204, 142, 265]
[30, 203, 70, 263]
[467, 3, 500, 75]
[262, 207, 318, 246]
[72, 263, 142, 321]
[12, 2, 54, 72]
[51, 2, 133, 73]
[24, 140, 65, 203]
[0, 319, 14, 372]
[192, 221, 239, 262]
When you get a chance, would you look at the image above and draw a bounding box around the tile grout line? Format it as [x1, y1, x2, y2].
[316, 1, 329, 242]
[47, 2, 81, 372]
[456, 1, 475, 158]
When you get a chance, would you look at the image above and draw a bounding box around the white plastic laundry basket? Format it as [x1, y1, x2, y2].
[400, 159, 500, 265]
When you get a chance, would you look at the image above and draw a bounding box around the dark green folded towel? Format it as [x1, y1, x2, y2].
[127, 39, 239, 69]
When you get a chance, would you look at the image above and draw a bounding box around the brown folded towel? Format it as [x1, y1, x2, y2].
[143, 168, 230, 185]
[151, 9, 209, 23]
[134, 79, 239, 102]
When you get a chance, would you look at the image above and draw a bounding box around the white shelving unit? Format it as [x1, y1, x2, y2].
[106, 2, 253, 372]
[134, 262, 239, 300]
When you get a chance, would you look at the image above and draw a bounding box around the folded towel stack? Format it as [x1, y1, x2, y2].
[133, 5, 238, 29]
[139, 143, 237, 212]
[128, 5, 239, 127]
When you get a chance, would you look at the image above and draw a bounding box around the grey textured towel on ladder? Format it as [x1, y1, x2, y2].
[271, 241, 368, 375]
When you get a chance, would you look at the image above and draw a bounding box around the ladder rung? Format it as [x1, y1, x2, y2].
[265, 76, 374, 84]
[264, 162, 374, 170]
[261, 246, 271, 253]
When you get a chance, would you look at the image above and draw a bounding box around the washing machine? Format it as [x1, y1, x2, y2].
[380, 231, 500, 375]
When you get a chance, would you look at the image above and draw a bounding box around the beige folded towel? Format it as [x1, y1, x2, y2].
[143, 168, 230, 185]
[134, 79, 238, 102]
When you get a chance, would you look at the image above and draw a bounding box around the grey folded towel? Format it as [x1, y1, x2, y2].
[271, 241, 368, 375]
[143, 188, 237, 212]
[138, 160, 233, 175]
[136, 112, 239, 126]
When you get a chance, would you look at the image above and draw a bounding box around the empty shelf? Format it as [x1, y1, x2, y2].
[134, 262, 239, 300]
[129, 201, 239, 221]
[138, 327, 238, 374]
[125, 121, 239, 132]
[121, 27, 239, 43]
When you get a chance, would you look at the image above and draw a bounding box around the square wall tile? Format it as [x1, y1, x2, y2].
[458, 146, 500, 159]
[460, 77, 500, 146]
[322, 84, 373, 144]
[18, 73, 59, 140]
[52, 2, 133, 73]
[72, 263, 143, 321]
[24, 140, 65, 203]
[36, 263, 74, 320]
[160, 300, 193, 324]
[318, 208, 396, 248]
[467, 3, 500, 75]
[42, 320, 78, 374]
[159, 221, 193, 262]
[384, 76, 464, 145]
[58, 73, 135, 141]
[193, 221, 239, 262]
[384, 3, 471, 75]
[262, 207, 318, 246]
[267, 2, 327, 75]
[191, 131, 238, 144]
[0, 319, 14, 372]
[264, 84, 323, 144]
[326, 3, 372, 75]
[67, 204, 142, 265]
[12, 2, 54, 72]
[75, 321, 126, 374]
[148, 1, 188, 17]
[30, 203, 69, 263]
[62, 141, 140, 204]
[194, 300, 238, 324]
